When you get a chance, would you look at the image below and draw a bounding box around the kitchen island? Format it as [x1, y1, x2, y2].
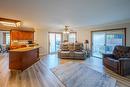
[9, 46, 40, 71]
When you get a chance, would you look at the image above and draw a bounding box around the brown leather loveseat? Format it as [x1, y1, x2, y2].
[103, 46, 130, 76]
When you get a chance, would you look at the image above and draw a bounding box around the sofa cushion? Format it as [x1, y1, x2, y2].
[74, 52, 85, 57]
[74, 43, 83, 51]
[104, 57, 119, 69]
[60, 51, 75, 57]
[113, 46, 130, 59]
[61, 44, 69, 51]
[68, 43, 75, 51]
[60, 51, 70, 57]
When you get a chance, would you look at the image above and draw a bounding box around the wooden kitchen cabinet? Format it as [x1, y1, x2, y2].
[10, 30, 34, 41]
[22, 31, 34, 40]
[9, 47, 40, 71]
[26, 31, 34, 40]
[10, 30, 20, 40]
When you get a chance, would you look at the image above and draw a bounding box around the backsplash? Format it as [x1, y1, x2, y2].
[11, 40, 28, 46]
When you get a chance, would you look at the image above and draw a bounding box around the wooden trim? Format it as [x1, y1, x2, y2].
[11, 28, 35, 32]
[0, 29, 11, 31]
[91, 28, 126, 57]
[0, 17, 21, 23]
[91, 28, 126, 32]
[0, 27, 35, 32]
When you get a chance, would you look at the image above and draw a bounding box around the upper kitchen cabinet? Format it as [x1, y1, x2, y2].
[10, 30, 20, 40]
[10, 30, 34, 41]
[21, 31, 34, 40]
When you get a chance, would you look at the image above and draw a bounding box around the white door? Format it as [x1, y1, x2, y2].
[92, 32, 105, 58]
[49, 33, 62, 53]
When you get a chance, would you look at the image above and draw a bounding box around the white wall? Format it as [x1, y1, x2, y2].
[34, 22, 130, 55]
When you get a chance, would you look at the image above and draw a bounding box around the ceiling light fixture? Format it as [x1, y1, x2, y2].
[63, 26, 70, 34]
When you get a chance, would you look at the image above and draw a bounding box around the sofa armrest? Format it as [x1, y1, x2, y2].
[82, 50, 86, 53]
[58, 49, 62, 52]
[119, 58, 130, 76]
[119, 58, 130, 61]
[58, 49, 62, 58]
[103, 54, 114, 58]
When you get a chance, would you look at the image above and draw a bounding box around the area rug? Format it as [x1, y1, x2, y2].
[51, 62, 117, 87]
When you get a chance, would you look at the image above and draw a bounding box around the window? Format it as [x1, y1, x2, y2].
[68, 32, 77, 42]
[6, 32, 10, 45]
[92, 29, 126, 58]
[105, 34, 124, 54]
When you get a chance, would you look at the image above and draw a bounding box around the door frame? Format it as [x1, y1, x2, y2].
[0, 30, 11, 45]
[91, 28, 126, 58]
[48, 32, 63, 54]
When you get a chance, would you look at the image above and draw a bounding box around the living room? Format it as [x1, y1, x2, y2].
[0, 0, 130, 87]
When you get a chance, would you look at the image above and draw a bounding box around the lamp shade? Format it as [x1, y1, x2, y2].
[85, 40, 89, 43]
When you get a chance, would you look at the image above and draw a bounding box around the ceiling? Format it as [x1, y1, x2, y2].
[0, 0, 130, 29]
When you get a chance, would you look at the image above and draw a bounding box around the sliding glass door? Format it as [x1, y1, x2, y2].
[55, 34, 62, 51]
[92, 32, 105, 58]
[49, 33, 62, 53]
[92, 29, 125, 58]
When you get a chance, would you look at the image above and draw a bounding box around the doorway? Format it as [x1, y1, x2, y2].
[0, 30, 10, 53]
[49, 32, 62, 53]
[92, 29, 126, 58]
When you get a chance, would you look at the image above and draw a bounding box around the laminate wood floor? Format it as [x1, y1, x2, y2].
[0, 53, 130, 87]
[42, 54, 130, 87]
[0, 53, 65, 87]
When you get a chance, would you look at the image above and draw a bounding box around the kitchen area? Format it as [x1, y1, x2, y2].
[9, 29, 40, 71]
[0, 17, 40, 71]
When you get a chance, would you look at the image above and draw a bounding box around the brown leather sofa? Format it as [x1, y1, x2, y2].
[103, 46, 130, 76]
[58, 42, 87, 59]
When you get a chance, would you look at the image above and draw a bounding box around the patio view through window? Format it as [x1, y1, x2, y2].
[92, 29, 125, 58]
[49, 33, 62, 53]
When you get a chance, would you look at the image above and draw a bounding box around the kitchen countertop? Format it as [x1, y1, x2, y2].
[9, 46, 40, 52]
